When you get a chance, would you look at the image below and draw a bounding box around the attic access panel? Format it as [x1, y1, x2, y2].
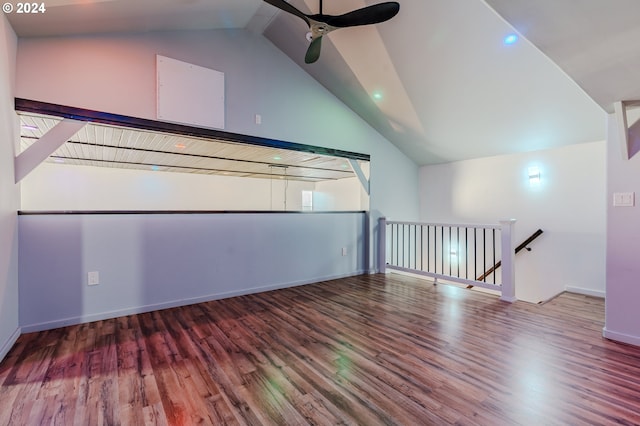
[156, 55, 225, 130]
[16, 99, 369, 183]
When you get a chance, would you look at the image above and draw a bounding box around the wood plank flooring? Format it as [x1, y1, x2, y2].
[1, 273, 639, 425]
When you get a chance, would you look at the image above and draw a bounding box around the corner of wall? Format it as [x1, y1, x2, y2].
[604, 113, 640, 347]
[0, 12, 20, 362]
[0, 326, 20, 361]
[603, 328, 640, 347]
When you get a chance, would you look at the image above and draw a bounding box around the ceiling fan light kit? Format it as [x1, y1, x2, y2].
[264, 0, 400, 64]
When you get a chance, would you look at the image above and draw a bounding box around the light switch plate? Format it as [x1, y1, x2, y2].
[613, 192, 635, 207]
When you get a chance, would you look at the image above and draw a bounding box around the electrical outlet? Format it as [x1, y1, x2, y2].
[342, 247, 347, 256]
[88, 271, 100, 286]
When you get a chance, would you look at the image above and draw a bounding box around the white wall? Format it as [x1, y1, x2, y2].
[604, 113, 640, 346]
[21, 162, 365, 212]
[19, 212, 366, 331]
[16, 29, 419, 266]
[419, 141, 606, 303]
[0, 14, 19, 361]
[12, 28, 417, 334]
[314, 177, 368, 211]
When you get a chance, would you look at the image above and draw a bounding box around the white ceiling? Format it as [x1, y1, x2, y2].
[18, 112, 357, 182]
[8, 0, 638, 165]
[484, 0, 640, 114]
[7, 0, 264, 36]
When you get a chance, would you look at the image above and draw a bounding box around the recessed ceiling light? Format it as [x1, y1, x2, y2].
[175, 143, 186, 149]
[504, 34, 518, 45]
[273, 156, 282, 160]
[372, 91, 383, 101]
[21, 124, 38, 131]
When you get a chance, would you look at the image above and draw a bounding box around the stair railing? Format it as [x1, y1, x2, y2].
[473, 229, 543, 283]
[378, 218, 517, 302]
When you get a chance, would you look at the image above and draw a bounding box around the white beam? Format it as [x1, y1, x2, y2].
[614, 101, 630, 160]
[15, 119, 86, 183]
[629, 119, 640, 158]
[348, 159, 370, 195]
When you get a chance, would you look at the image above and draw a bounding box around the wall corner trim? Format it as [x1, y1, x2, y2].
[602, 328, 640, 347]
[0, 327, 21, 363]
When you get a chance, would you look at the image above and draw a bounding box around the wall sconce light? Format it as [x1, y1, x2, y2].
[528, 166, 541, 186]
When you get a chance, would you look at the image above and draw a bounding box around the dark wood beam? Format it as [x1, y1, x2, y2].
[15, 98, 371, 162]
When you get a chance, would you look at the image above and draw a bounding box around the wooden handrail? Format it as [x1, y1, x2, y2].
[472, 229, 543, 284]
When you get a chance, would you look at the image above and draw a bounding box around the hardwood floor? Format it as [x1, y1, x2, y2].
[1, 273, 639, 425]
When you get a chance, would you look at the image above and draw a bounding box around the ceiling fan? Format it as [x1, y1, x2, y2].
[263, 0, 400, 64]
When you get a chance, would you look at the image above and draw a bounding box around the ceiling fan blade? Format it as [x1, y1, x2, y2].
[305, 36, 323, 64]
[263, 0, 310, 25]
[326, 2, 399, 28]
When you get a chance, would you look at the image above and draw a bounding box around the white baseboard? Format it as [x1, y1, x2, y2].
[20, 271, 365, 333]
[0, 327, 21, 363]
[603, 328, 640, 347]
[565, 286, 605, 298]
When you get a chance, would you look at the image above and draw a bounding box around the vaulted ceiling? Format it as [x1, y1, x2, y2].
[7, 0, 640, 165]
